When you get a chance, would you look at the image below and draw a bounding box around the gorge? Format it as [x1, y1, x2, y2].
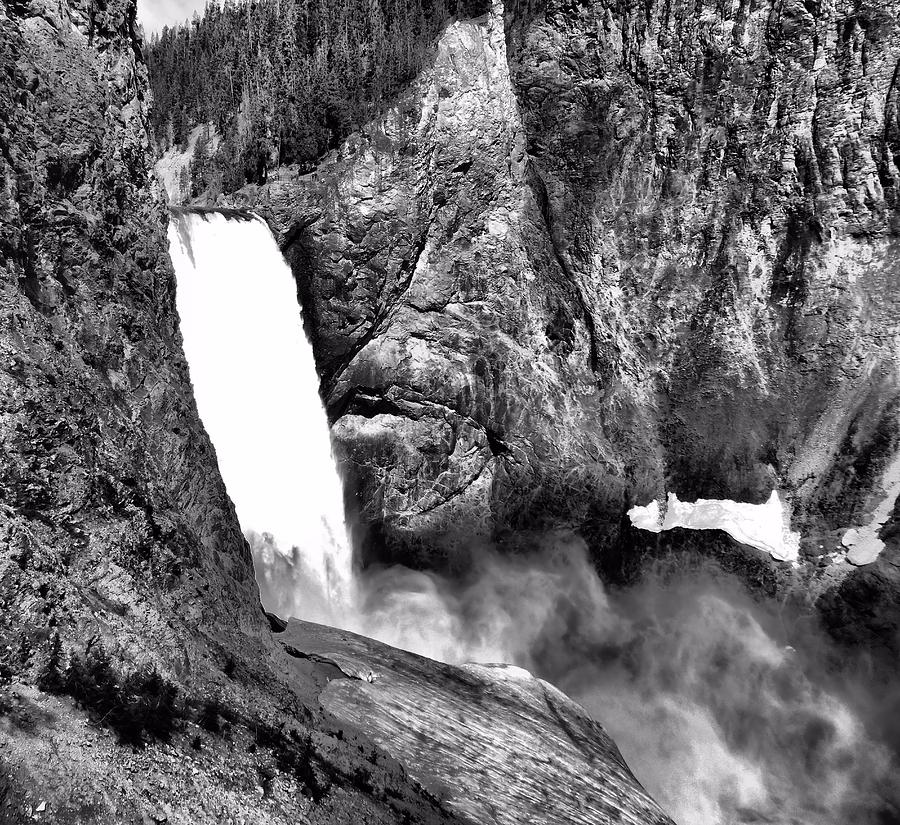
[150, 0, 900, 669]
[152, 0, 900, 639]
[1, 0, 899, 821]
[165, 207, 899, 824]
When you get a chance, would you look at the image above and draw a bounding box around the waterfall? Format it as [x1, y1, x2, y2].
[167, 211, 354, 619]
[164, 212, 899, 825]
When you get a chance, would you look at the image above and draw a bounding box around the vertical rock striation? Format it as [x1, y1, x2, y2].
[222, 0, 899, 588]
[0, 0, 263, 674]
[504, 0, 900, 536]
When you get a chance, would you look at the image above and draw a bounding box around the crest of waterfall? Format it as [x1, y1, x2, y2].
[167, 210, 355, 620]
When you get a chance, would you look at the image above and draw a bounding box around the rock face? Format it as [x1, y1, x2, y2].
[281, 621, 675, 825]
[820, 495, 900, 658]
[0, 2, 675, 822]
[0, 0, 261, 675]
[218, 0, 899, 606]
[232, 0, 618, 567]
[504, 0, 900, 528]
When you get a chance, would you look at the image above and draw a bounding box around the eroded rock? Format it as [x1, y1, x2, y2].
[208, 0, 899, 589]
[0, 2, 679, 822]
[282, 619, 675, 825]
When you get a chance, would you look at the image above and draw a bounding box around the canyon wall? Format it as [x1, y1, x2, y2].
[0, 0, 262, 672]
[223, 0, 899, 587]
[0, 3, 674, 821]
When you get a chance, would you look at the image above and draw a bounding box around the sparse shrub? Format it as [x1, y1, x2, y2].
[351, 764, 374, 793]
[254, 724, 328, 801]
[198, 698, 222, 734]
[63, 644, 179, 746]
[120, 667, 179, 742]
[0, 658, 13, 690]
[36, 634, 65, 693]
[257, 764, 276, 796]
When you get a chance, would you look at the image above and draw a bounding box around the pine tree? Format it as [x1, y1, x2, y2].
[147, 0, 463, 187]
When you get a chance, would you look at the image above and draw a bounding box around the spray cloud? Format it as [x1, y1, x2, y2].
[169, 213, 899, 825]
[253, 530, 900, 825]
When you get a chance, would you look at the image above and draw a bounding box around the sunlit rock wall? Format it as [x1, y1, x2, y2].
[214, 0, 899, 610]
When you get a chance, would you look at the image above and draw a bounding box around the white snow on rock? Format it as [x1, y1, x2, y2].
[628, 499, 663, 532]
[627, 490, 800, 562]
[842, 451, 900, 566]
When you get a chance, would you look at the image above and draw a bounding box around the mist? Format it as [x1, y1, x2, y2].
[138, 0, 210, 34]
[251, 531, 900, 825]
[166, 210, 898, 824]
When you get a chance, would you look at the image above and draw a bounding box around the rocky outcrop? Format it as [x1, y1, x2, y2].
[0, 1, 676, 821]
[213, 0, 899, 598]
[0, 0, 261, 677]
[819, 497, 900, 657]
[227, 0, 625, 567]
[1, 612, 676, 825]
[281, 620, 674, 825]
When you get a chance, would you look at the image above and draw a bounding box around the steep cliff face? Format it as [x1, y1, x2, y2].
[503, 0, 900, 534]
[221, 0, 899, 587]
[0, 0, 261, 677]
[0, 3, 676, 822]
[231, 0, 625, 567]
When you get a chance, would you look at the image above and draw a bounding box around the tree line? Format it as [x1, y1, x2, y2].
[146, 0, 488, 196]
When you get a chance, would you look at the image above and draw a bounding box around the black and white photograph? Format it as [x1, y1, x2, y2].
[1, 0, 898, 821]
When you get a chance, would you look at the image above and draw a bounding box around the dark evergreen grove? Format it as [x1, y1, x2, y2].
[146, 0, 488, 196]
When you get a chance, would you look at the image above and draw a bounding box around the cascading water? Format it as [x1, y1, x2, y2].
[167, 211, 354, 620]
[167, 210, 899, 825]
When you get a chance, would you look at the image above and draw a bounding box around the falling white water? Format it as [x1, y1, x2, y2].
[167, 211, 354, 618]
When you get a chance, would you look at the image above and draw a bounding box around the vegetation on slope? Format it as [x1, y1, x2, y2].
[146, 0, 488, 196]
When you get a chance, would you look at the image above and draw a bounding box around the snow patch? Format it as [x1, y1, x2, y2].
[628, 491, 800, 562]
[628, 498, 663, 532]
[841, 451, 900, 566]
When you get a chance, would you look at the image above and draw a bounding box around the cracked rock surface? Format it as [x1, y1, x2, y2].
[0, 0, 677, 821]
[217, 0, 900, 644]
[281, 620, 675, 825]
